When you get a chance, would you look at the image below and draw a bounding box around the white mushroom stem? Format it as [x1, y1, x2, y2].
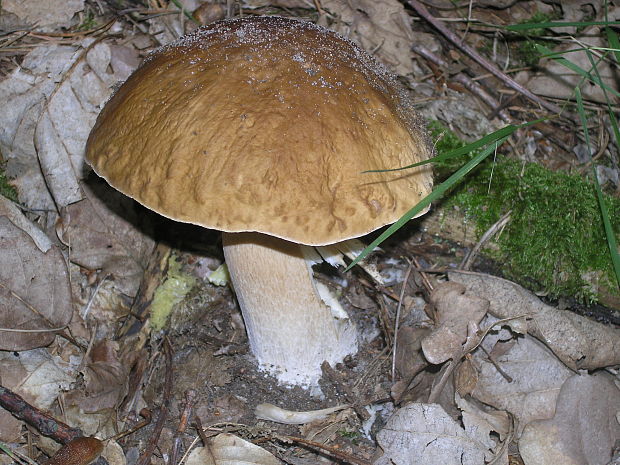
[222, 232, 358, 387]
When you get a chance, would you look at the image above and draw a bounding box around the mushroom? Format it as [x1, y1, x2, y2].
[86, 16, 433, 386]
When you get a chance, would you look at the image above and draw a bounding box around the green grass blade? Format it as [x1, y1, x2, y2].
[506, 21, 619, 31]
[575, 86, 620, 289]
[346, 135, 511, 270]
[536, 44, 620, 98]
[604, 1, 620, 63]
[364, 121, 534, 173]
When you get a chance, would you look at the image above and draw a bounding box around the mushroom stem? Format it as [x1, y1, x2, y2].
[222, 232, 357, 386]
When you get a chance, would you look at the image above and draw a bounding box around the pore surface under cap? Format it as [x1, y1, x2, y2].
[86, 16, 433, 246]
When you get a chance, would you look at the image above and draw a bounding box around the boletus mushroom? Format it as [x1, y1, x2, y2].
[86, 16, 433, 387]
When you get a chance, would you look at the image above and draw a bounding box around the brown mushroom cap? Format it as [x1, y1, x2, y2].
[86, 16, 433, 246]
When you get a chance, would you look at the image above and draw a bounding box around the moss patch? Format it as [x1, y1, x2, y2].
[429, 121, 620, 302]
[0, 163, 18, 202]
[150, 255, 196, 330]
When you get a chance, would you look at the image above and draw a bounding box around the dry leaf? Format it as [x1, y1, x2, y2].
[421, 282, 489, 364]
[320, 0, 415, 75]
[374, 403, 491, 465]
[448, 271, 620, 370]
[519, 372, 620, 465]
[0, 196, 51, 252]
[455, 357, 478, 396]
[243, 0, 311, 8]
[0, 45, 74, 209]
[0, 216, 72, 351]
[0, 41, 138, 210]
[102, 441, 126, 465]
[35, 41, 137, 207]
[63, 341, 133, 413]
[470, 326, 573, 433]
[2, 0, 85, 32]
[394, 326, 430, 379]
[0, 349, 76, 442]
[186, 433, 281, 465]
[456, 395, 511, 443]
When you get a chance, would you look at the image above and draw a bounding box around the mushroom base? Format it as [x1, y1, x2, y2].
[222, 232, 358, 387]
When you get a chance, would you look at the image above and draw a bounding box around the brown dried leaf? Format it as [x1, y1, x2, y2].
[519, 372, 620, 465]
[375, 403, 490, 465]
[455, 357, 478, 397]
[448, 271, 620, 370]
[2, 0, 84, 32]
[471, 327, 573, 433]
[421, 282, 489, 364]
[63, 341, 144, 413]
[394, 326, 429, 379]
[0, 216, 71, 350]
[0, 349, 76, 442]
[0, 41, 138, 210]
[320, 0, 415, 75]
[186, 434, 281, 465]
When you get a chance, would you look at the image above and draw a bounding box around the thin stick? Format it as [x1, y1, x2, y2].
[412, 44, 512, 123]
[391, 259, 414, 381]
[168, 390, 197, 465]
[277, 435, 373, 465]
[136, 338, 174, 465]
[408, 0, 563, 115]
[460, 210, 512, 270]
[0, 385, 82, 444]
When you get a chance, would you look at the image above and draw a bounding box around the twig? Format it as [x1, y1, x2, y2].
[168, 390, 197, 465]
[276, 435, 373, 465]
[391, 259, 414, 381]
[411, 256, 434, 294]
[0, 385, 82, 444]
[412, 43, 512, 123]
[193, 417, 217, 464]
[460, 210, 512, 270]
[479, 345, 513, 383]
[136, 338, 174, 465]
[107, 409, 152, 442]
[408, 0, 564, 115]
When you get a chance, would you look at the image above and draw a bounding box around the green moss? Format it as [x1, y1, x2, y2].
[429, 121, 620, 302]
[514, 12, 558, 67]
[150, 255, 196, 330]
[76, 9, 98, 31]
[0, 163, 18, 202]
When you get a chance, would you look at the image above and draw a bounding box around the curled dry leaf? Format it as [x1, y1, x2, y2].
[0, 41, 138, 210]
[470, 324, 573, 433]
[395, 326, 430, 379]
[102, 440, 126, 465]
[448, 271, 620, 370]
[0, 216, 72, 351]
[455, 357, 478, 397]
[63, 340, 138, 413]
[320, 0, 415, 76]
[456, 394, 511, 444]
[0, 196, 51, 252]
[374, 403, 492, 465]
[35, 41, 139, 207]
[519, 372, 620, 465]
[186, 433, 281, 465]
[421, 282, 489, 364]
